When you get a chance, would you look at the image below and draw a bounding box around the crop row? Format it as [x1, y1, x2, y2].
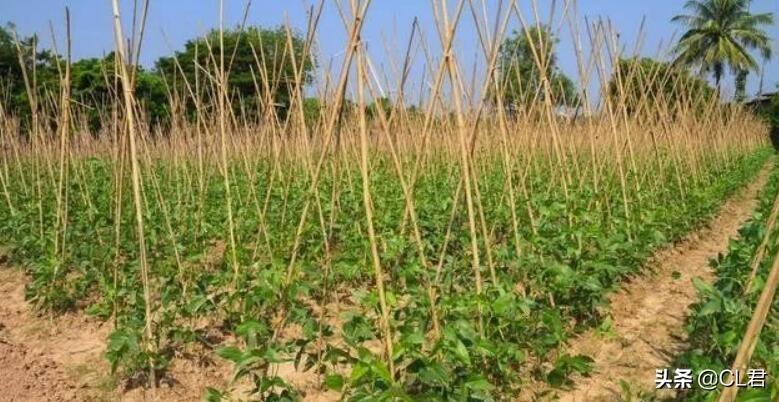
[675, 159, 779, 401]
[0, 135, 771, 399]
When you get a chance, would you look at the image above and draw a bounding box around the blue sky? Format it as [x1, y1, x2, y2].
[2, 0, 778, 99]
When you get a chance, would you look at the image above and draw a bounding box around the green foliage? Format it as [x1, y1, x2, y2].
[609, 57, 715, 116]
[0, 24, 169, 131]
[675, 161, 779, 401]
[302, 97, 323, 127]
[367, 97, 392, 120]
[0, 143, 771, 399]
[69, 54, 169, 130]
[1, 23, 313, 132]
[106, 326, 169, 383]
[735, 68, 748, 101]
[0, 23, 31, 115]
[546, 354, 594, 387]
[672, 0, 774, 88]
[0, 24, 59, 127]
[759, 92, 779, 130]
[155, 26, 315, 121]
[495, 27, 578, 108]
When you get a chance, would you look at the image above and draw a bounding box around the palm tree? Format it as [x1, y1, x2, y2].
[672, 0, 773, 94]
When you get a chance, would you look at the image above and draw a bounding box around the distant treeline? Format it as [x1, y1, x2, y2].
[1, 22, 723, 134]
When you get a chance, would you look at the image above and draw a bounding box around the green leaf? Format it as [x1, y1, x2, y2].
[371, 360, 393, 383]
[203, 387, 225, 402]
[735, 387, 773, 402]
[491, 293, 515, 317]
[324, 374, 344, 391]
[464, 376, 495, 391]
[417, 363, 448, 387]
[350, 362, 370, 383]
[263, 347, 286, 363]
[452, 337, 472, 366]
[236, 319, 266, 338]
[698, 298, 722, 316]
[216, 346, 244, 364]
[567, 354, 594, 374]
[692, 277, 714, 294]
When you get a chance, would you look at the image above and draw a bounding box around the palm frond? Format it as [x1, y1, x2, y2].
[670, 0, 773, 83]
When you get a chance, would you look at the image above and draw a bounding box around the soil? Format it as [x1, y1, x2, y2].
[0, 264, 231, 401]
[0, 267, 108, 402]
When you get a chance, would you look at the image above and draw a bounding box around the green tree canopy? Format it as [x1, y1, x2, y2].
[0, 24, 168, 132]
[760, 91, 779, 130]
[367, 96, 392, 120]
[70, 54, 168, 130]
[155, 26, 315, 120]
[2, 23, 312, 131]
[0, 24, 59, 122]
[495, 27, 578, 109]
[672, 0, 773, 92]
[609, 57, 715, 116]
[0, 24, 28, 113]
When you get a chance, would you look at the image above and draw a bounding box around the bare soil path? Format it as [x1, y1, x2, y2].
[0, 266, 110, 402]
[0, 259, 229, 401]
[545, 163, 772, 402]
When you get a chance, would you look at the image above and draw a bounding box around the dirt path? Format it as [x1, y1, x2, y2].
[545, 164, 772, 402]
[0, 263, 234, 402]
[0, 266, 111, 402]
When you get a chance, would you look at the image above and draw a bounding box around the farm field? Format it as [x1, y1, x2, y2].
[673, 158, 779, 402]
[0, 0, 778, 401]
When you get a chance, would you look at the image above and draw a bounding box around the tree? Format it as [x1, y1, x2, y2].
[58, 54, 169, 131]
[0, 24, 59, 126]
[672, 0, 773, 93]
[367, 96, 392, 120]
[0, 24, 168, 132]
[302, 97, 322, 127]
[68, 56, 117, 130]
[155, 26, 315, 121]
[735, 68, 748, 101]
[495, 27, 578, 109]
[750, 90, 779, 148]
[609, 57, 715, 116]
[0, 24, 27, 114]
[761, 91, 779, 130]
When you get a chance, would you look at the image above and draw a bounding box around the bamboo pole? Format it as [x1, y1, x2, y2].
[110, 0, 156, 388]
[718, 207, 779, 402]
